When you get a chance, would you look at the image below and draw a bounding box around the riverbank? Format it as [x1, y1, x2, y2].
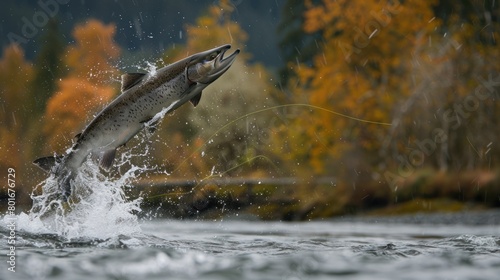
[135, 169, 500, 221]
[1, 169, 498, 220]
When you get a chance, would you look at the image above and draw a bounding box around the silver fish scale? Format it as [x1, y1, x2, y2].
[33, 44, 239, 201]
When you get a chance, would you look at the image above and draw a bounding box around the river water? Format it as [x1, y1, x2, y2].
[1, 162, 499, 279]
[1, 210, 499, 280]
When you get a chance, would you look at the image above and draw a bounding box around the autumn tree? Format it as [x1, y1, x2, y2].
[383, 1, 500, 175]
[0, 44, 34, 170]
[274, 0, 439, 176]
[25, 19, 66, 158]
[43, 19, 120, 153]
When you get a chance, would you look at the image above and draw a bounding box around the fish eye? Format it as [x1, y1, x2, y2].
[208, 53, 217, 60]
[202, 53, 217, 64]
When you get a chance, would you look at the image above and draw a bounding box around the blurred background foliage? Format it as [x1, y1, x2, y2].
[0, 0, 499, 217]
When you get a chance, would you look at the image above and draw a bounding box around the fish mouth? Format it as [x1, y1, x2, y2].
[203, 45, 240, 84]
[187, 44, 240, 84]
[213, 46, 240, 75]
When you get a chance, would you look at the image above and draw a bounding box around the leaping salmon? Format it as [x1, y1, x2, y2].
[34, 44, 239, 200]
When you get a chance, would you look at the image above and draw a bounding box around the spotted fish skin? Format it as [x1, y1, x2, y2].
[34, 45, 239, 200]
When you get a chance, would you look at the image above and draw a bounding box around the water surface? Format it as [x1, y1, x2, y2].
[2, 211, 499, 280]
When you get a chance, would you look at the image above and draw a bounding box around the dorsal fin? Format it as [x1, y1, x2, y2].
[121, 73, 146, 92]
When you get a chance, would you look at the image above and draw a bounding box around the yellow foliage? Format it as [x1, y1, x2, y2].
[183, 0, 248, 55]
[0, 127, 21, 169]
[284, 0, 439, 174]
[383, 12, 500, 171]
[277, 0, 500, 176]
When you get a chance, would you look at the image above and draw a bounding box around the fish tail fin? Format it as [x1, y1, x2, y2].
[33, 155, 63, 173]
[34, 155, 74, 201]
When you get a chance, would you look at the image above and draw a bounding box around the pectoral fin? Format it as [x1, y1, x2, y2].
[190, 92, 202, 107]
[100, 149, 117, 170]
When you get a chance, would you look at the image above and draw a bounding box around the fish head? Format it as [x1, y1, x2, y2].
[187, 45, 240, 84]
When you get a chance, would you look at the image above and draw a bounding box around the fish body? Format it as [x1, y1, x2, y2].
[34, 45, 239, 199]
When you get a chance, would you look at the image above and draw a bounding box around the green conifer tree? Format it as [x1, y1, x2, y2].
[276, 0, 321, 88]
[29, 18, 65, 118]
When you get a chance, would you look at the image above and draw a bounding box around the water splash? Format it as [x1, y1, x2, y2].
[5, 74, 194, 240]
[146, 61, 158, 76]
[9, 156, 146, 240]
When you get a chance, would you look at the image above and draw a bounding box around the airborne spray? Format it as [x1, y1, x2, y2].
[23, 45, 239, 239]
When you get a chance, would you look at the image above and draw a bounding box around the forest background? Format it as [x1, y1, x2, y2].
[1, 0, 499, 220]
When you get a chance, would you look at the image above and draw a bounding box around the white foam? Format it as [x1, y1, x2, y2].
[22, 156, 145, 240]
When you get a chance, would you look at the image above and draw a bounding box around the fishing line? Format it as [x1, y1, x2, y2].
[145, 103, 391, 201]
[172, 103, 392, 174]
[142, 103, 392, 202]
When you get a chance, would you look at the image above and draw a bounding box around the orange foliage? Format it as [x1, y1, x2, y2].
[0, 44, 33, 169]
[0, 45, 33, 128]
[43, 19, 120, 153]
[44, 78, 115, 151]
[65, 19, 120, 83]
[285, 0, 439, 174]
